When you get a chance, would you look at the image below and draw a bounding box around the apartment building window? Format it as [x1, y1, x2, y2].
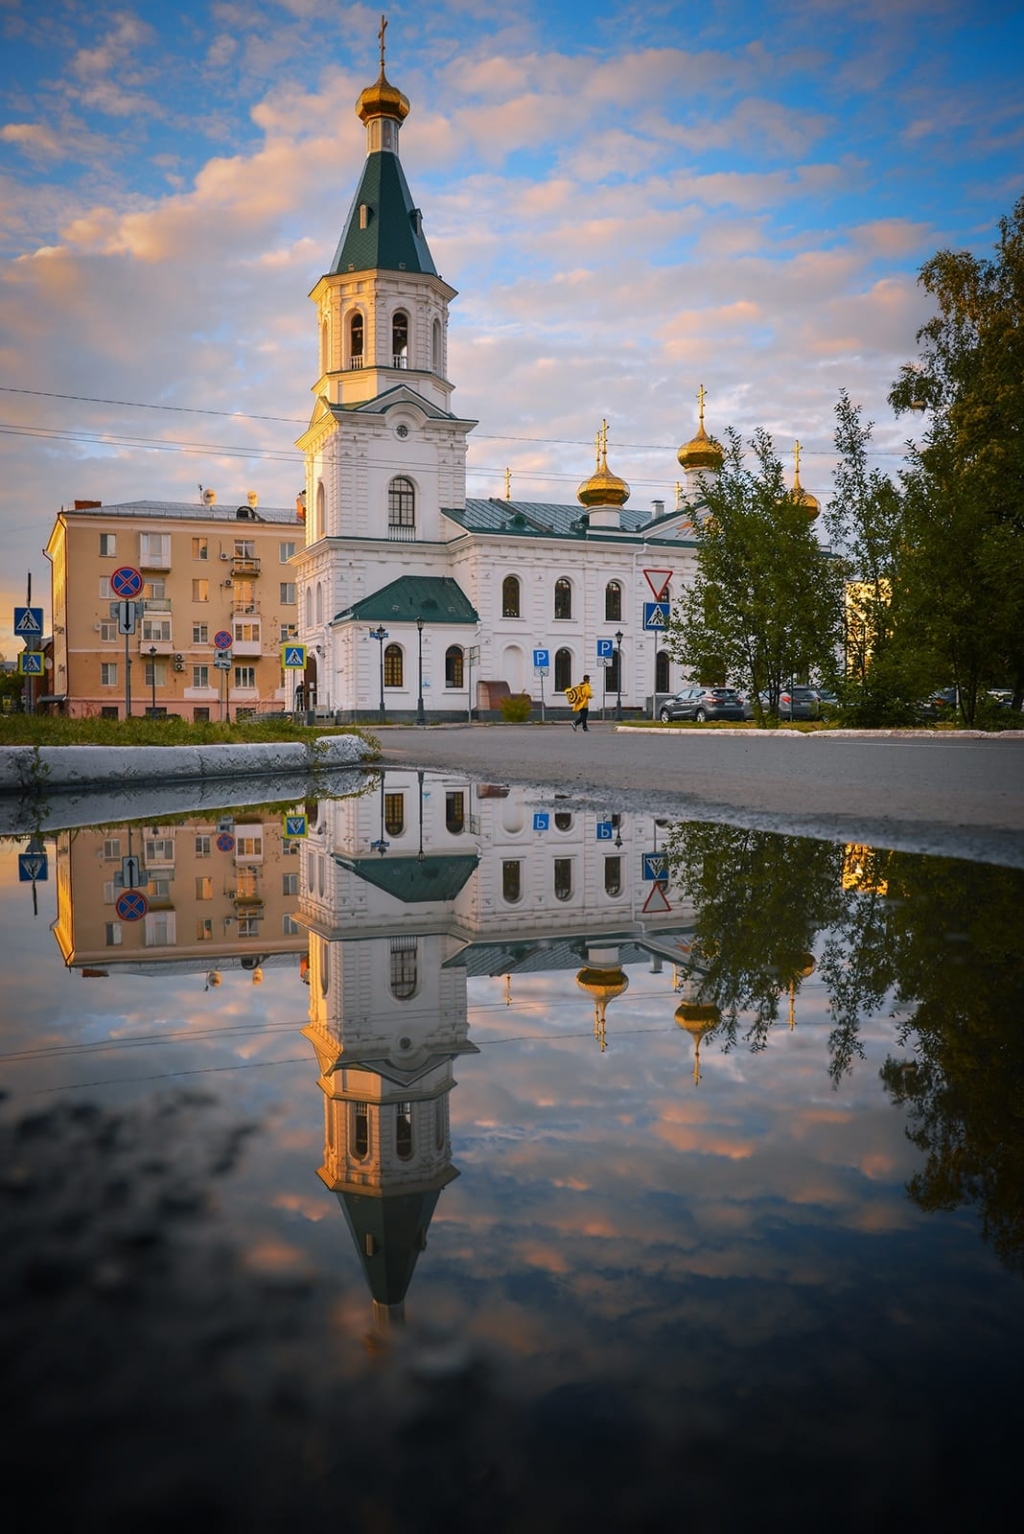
[193, 666, 210, 688]
[384, 793, 405, 836]
[102, 838, 121, 860]
[101, 662, 118, 686]
[280, 583, 296, 605]
[145, 912, 176, 947]
[99, 578, 112, 599]
[234, 665, 256, 689]
[282, 872, 299, 896]
[196, 919, 213, 941]
[105, 922, 122, 946]
[192, 537, 208, 560]
[103, 881, 117, 904]
[101, 706, 118, 719]
[142, 618, 171, 643]
[233, 621, 260, 645]
[193, 707, 210, 722]
[143, 579, 166, 601]
[140, 532, 170, 567]
[100, 622, 117, 642]
[193, 623, 209, 644]
[195, 876, 212, 900]
[280, 623, 297, 642]
[238, 916, 260, 938]
[144, 838, 174, 866]
[143, 660, 167, 687]
[283, 914, 300, 935]
[99, 533, 116, 557]
[234, 579, 255, 608]
[195, 835, 211, 856]
[279, 542, 296, 562]
[235, 833, 263, 859]
[235, 538, 255, 560]
[192, 579, 209, 602]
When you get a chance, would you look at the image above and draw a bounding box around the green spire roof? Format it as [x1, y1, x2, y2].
[334, 575, 478, 625]
[330, 152, 437, 276]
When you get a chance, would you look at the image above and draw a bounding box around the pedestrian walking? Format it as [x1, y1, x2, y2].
[566, 674, 593, 733]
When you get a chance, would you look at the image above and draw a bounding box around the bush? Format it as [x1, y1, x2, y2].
[499, 693, 533, 723]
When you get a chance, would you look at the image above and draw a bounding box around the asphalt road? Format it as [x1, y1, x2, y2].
[378, 722, 1024, 868]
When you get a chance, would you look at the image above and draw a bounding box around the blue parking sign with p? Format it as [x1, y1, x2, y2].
[596, 821, 613, 840]
[533, 812, 549, 831]
[596, 638, 614, 659]
[533, 649, 550, 669]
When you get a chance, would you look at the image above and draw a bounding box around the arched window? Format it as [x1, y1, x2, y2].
[432, 317, 442, 373]
[388, 476, 415, 531]
[605, 580, 622, 622]
[305, 587, 313, 627]
[320, 319, 329, 375]
[384, 644, 403, 687]
[554, 578, 572, 620]
[352, 1102, 370, 1161]
[389, 937, 417, 999]
[392, 310, 409, 368]
[604, 856, 622, 896]
[445, 645, 464, 689]
[554, 858, 573, 902]
[315, 582, 324, 625]
[502, 575, 521, 618]
[445, 790, 466, 834]
[554, 812, 573, 832]
[502, 860, 522, 903]
[315, 481, 325, 539]
[434, 1098, 445, 1150]
[384, 792, 404, 836]
[656, 650, 671, 693]
[349, 311, 364, 367]
[555, 647, 573, 692]
[318, 932, 329, 992]
[395, 1102, 413, 1160]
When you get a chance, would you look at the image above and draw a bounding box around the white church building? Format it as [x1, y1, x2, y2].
[293, 42, 739, 721]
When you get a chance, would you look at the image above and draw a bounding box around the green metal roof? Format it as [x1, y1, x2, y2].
[336, 1187, 444, 1306]
[339, 854, 480, 904]
[330, 152, 437, 276]
[334, 575, 478, 625]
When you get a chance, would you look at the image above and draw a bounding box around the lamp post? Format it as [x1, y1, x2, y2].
[369, 625, 387, 723]
[417, 769, 425, 862]
[148, 646, 158, 717]
[614, 630, 623, 721]
[416, 615, 426, 726]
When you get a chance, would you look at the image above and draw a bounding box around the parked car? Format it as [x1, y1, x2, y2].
[915, 686, 958, 721]
[742, 686, 820, 721]
[658, 686, 745, 723]
[813, 687, 839, 716]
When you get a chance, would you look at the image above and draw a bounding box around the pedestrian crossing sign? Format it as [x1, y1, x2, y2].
[282, 644, 306, 669]
[14, 607, 44, 636]
[19, 651, 44, 675]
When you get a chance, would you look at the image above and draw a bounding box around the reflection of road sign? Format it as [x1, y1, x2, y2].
[18, 852, 48, 882]
[643, 568, 673, 601]
[533, 649, 550, 670]
[596, 638, 615, 659]
[116, 889, 148, 921]
[642, 852, 669, 882]
[643, 601, 670, 630]
[642, 882, 671, 914]
[116, 600, 138, 635]
[596, 821, 613, 840]
[214, 630, 233, 650]
[533, 812, 549, 831]
[121, 854, 143, 889]
[216, 833, 235, 852]
[282, 644, 306, 669]
[14, 607, 44, 636]
[111, 565, 143, 598]
[283, 814, 307, 839]
[468, 645, 481, 663]
[19, 652, 44, 675]
[214, 653, 231, 671]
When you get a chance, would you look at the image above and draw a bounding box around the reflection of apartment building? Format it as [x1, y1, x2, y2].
[44, 493, 303, 718]
[52, 812, 307, 977]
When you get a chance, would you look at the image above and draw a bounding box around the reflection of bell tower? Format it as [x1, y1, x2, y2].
[674, 976, 720, 1085]
[576, 946, 629, 1051]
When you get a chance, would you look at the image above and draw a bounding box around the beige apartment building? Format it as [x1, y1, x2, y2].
[44, 492, 305, 719]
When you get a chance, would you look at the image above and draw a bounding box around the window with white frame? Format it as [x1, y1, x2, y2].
[196, 919, 213, 941]
[235, 832, 263, 859]
[192, 537, 208, 560]
[101, 662, 118, 686]
[192, 579, 209, 602]
[233, 621, 260, 645]
[100, 622, 117, 642]
[99, 578, 112, 599]
[238, 916, 260, 938]
[143, 660, 167, 687]
[102, 838, 121, 860]
[193, 665, 210, 688]
[142, 618, 171, 643]
[144, 912, 176, 947]
[283, 913, 300, 935]
[193, 623, 209, 644]
[144, 837, 174, 866]
[195, 876, 212, 900]
[99, 533, 116, 557]
[142, 579, 166, 600]
[139, 532, 170, 567]
[234, 665, 256, 689]
[195, 835, 211, 857]
[279, 542, 296, 562]
[105, 922, 122, 946]
[282, 872, 299, 896]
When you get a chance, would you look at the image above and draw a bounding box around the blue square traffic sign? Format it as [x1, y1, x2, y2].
[596, 638, 615, 659]
[596, 821, 613, 840]
[533, 812, 549, 831]
[643, 601, 670, 630]
[642, 852, 669, 882]
[533, 649, 550, 670]
[14, 607, 44, 637]
[18, 852, 48, 882]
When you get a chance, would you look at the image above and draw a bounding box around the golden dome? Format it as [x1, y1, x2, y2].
[576, 966, 630, 1004]
[674, 1000, 720, 1036]
[678, 384, 724, 473]
[790, 441, 819, 520]
[356, 66, 410, 123]
[578, 419, 630, 508]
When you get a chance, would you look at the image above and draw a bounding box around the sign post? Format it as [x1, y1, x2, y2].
[533, 648, 549, 723]
[214, 648, 232, 722]
[467, 643, 481, 724]
[643, 602, 670, 720]
[111, 567, 142, 718]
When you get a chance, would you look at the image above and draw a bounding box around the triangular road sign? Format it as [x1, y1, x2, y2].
[643, 568, 673, 601]
[642, 882, 671, 914]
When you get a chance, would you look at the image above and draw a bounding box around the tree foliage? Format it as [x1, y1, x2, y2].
[666, 428, 843, 721]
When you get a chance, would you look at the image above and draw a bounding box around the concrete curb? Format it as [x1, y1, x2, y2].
[613, 726, 1024, 740]
[0, 735, 372, 796]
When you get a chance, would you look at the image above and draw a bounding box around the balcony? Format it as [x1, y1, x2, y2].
[232, 601, 261, 614]
[349, 355, 365, 369]
[392, 354, 408, 369]
[142, 598, 172, 613]
[232, 636, 262, 656]
[387, 523, 417, 542]
[232, 556, 261, 577]
[140, 637, 174, 655]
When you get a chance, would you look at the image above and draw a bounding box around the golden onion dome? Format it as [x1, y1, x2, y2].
[356, 67, 410, 124]
[678, 384, 724, 473]
[577, 419, 630, 508]
[674, 1000, 721, 1037]
[576, 966, 630, 1004]
[790, 441, 819, 520]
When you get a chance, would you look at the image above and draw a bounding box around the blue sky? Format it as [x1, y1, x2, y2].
[1, 0, 1022, 642]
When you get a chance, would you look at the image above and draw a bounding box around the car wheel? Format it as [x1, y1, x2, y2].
[694, 708, 707, 722]
[659, 708, 671, 722]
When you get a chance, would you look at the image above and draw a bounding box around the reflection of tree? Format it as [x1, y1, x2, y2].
[665, 823, 843, 1048]
[878, 858, 1024, 1275]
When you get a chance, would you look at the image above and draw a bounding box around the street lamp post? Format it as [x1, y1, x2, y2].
[416, 615, 426, 726]
[148, 646, 158, 717]
[417, 769, 425, 862]
[369, 625, 387, 723]
[614, 630, 623, 721]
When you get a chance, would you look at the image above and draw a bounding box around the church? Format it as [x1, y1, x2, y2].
[294, 32, 740, 721]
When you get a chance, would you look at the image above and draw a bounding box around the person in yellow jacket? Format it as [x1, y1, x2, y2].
[567, 675, 593, 733]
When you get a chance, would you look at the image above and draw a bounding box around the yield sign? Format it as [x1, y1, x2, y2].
[643, 568, 673, 601]
[642, 882, 671, 914]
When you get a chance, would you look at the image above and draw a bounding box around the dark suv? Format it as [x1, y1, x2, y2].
[659, 686, 745, 723]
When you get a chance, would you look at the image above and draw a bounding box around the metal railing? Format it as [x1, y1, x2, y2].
[387, 523, 417, 541]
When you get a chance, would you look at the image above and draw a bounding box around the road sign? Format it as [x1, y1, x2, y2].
[214, 653, 232, 672]
[18, 852, 48, 882]
[216, 833, 235, 852]
[18, 652, 44, 675]
[282, 644, 306, 669]
[596, 821, 613, 840]
[643, 568, 673, 601]
[283, 813, 307, 839]
[643, 601, 670, 630]
[533, 812, 549, 831]
[596, 638, 615, 659]
[642, 851, 669, 882]
[121, 854, 143, 889]
[642, 882, 672, 914]
[115, 889, 148, 921]
[214, 630, 233, 651]
[468, 645, 481, 664]
[533, 649, 550, 670]
[116, 600, 138, 636]
[14, 607, 44, 637]
[111, 565, 143, 599]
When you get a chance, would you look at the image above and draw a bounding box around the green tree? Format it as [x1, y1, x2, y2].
[666, 428, 843, 722]
[889, 194, 1024, 722]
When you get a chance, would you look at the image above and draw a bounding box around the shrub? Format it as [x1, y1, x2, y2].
[499, 692, 532, 723]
